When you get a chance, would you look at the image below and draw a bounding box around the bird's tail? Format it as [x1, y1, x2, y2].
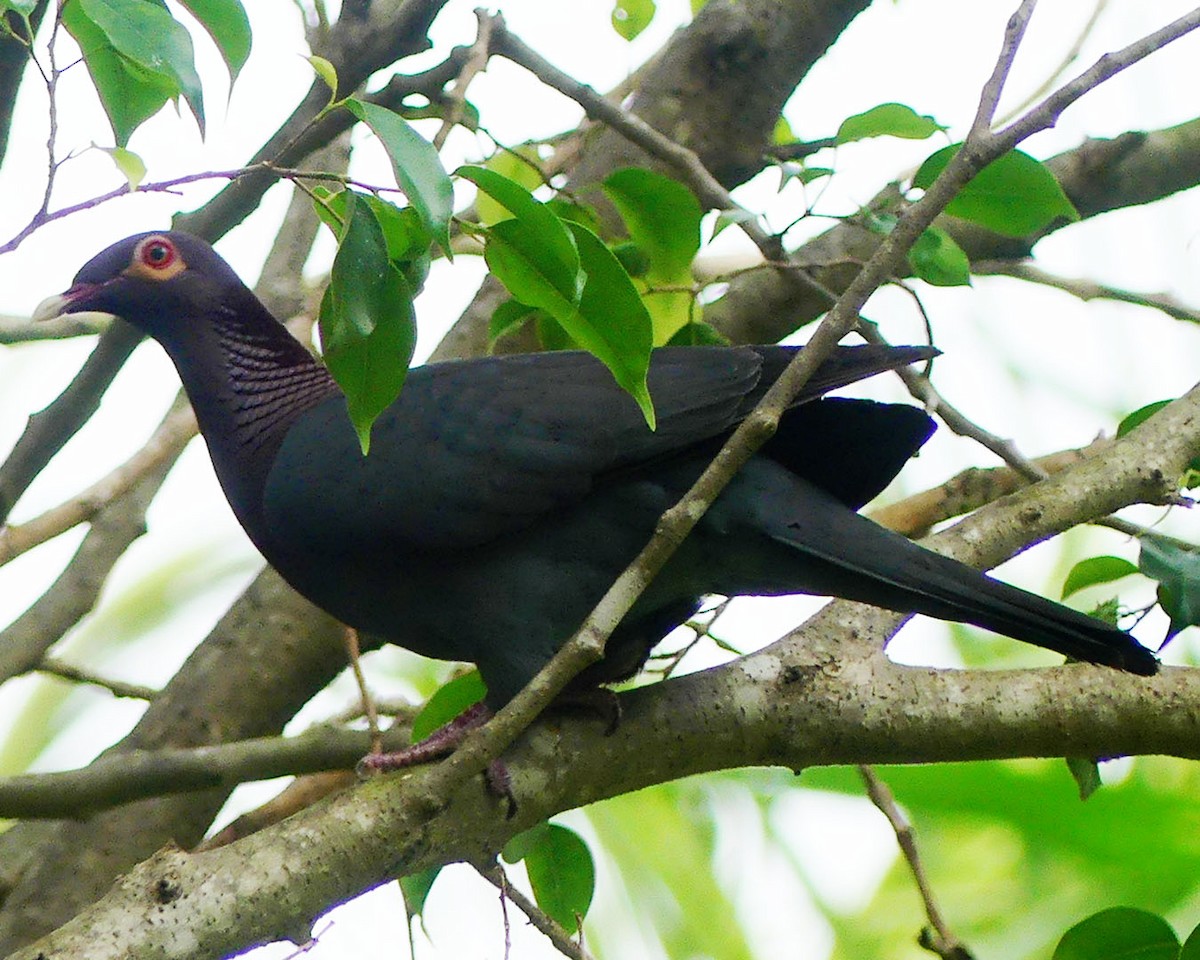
[764, 481, 1159, 675]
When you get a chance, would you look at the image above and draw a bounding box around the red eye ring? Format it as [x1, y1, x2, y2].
[139, 237, 177, 270]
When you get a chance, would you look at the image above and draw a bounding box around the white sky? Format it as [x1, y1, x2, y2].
[1, 2, 1200, 957]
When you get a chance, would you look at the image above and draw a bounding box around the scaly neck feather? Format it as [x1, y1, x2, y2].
[208, 302, 339, 455]
[160, 296, 341, 541]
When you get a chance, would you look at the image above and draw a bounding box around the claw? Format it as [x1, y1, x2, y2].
[357, 701, 492, 774]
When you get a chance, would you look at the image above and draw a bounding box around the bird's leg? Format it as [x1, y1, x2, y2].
[357, 700, 493, 774]
[357, 701, 517, 816]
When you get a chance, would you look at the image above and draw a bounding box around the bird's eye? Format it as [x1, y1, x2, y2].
[140, 238, 177, 270]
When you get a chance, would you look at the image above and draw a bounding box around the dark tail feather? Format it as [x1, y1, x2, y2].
[768, 483, 1159, 676]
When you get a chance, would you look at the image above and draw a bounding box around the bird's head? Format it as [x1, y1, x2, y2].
[34, 232, 251, 334]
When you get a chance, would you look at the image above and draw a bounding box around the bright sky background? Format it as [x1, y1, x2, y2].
[1, 2, 1200, 957]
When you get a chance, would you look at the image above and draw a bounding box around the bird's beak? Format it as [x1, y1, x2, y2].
[32, 292, 70, 322]
[32, 284, 111, 325]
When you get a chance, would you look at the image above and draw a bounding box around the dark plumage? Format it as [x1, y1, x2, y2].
[38, 231, 1158, 709]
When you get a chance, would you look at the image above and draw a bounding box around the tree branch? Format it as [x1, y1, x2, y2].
[0, 725, 411, 820]
[972, 260, 1200, 323]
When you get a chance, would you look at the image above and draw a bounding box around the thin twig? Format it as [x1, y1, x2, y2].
[973, 260, 1200, 323]
[0, 311, 110, 343]
[994, 0, 1110, 126]
[992, 8, 1200, 153]
[37, 657, 159, 701]
[489, 16, 783, 261]
[0, 163, 402, 256]
[477, 862, 597, 960]
[36, 8, 62, 222]
[969, 0, 1037, 137]
[343, 628, 382, 755]
[857, 320, 1049, 482]
[432, 8, 494, 150]
[859, 766, 974, 960]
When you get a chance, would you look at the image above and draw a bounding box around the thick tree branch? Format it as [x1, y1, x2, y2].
[0, 725, 411, 820]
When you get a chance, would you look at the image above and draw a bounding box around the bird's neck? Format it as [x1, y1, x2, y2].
[206, 303, 339, 454]
[163, 299, 340, 537]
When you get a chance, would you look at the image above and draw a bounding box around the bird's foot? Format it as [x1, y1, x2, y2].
[356, 702, 518, 816]
[357, 701, 492, 774]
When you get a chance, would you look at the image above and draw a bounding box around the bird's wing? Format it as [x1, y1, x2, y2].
[262, 345, 925, 553]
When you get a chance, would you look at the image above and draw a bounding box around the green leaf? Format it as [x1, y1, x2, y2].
[399, 867, 439, 922]
[484, 217, 582, 316]
[913, 145, 1079, 237]
[345, 99, 453, 255]
[666, 320, 728, 346]
[534, 313, 573, 352]
[836, 102, 946, 144]
[711, 206, 758, 241]
[1118, 399, 1172, 437]
[1062, 556, 1140, 599]
[1053, 907, 1178, 960]
[62, 1, 177, 145]
[502, 823, 595, 934]
[611, 240, 651, 278]
[410, 670, 487, 743]
[603, 167, 701, 342]
[611, 0, 655, 40]
[460, 164, 582, 301]
[1139, 534, 1200, 642]
[1065, 757, 1102, 801]
[318, 193, 417, 453]
[77, 0, 206, 137]
[464, 166, 652, 422]
[306, 55, 338, 98]
[544, 197, 603, 234]
[488, 299, 537, 348]
[771, 115, 794, 146]
[1089, 596, 1121, 627]
[1181, 922, 1200, 960]
[907, 225, 971, 287]
[563, 221, 654, 428]
[776, 162, 833, 188]
[96, 145, 146, 189]
[312, 188, 432, 293]
[176, 0, 250, 83]
[475, 148, 545, 226]
[603, 167, 701, 283]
